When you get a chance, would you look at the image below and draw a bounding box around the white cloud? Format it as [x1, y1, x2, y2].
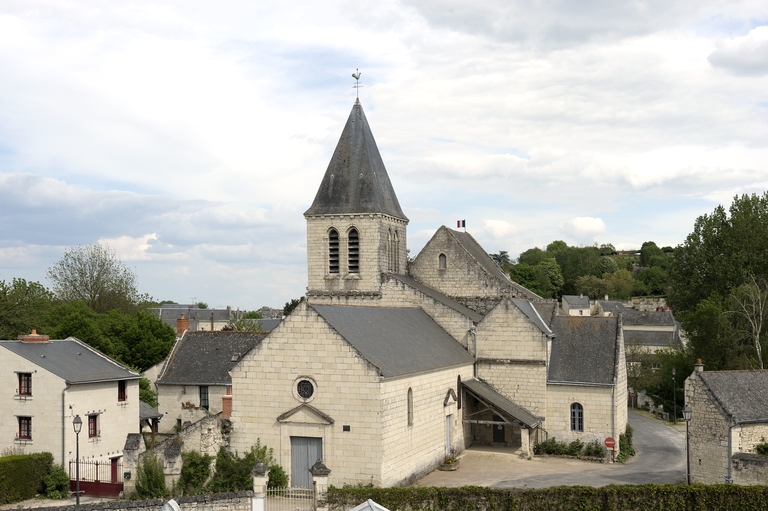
[709, 26, 768, 76]
[559, 217, 606, 244]
[482, 219, 520, 239]
[98, 233, 158, 261]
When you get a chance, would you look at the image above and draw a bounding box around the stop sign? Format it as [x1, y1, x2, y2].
[604, 437, 616, 449]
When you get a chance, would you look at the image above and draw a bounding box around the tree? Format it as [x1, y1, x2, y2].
[139, 377, 158, 407]
[134, 451, 168, 499]
[599, 243, 616, 256]
[669, 193, 768, 313]
[591, 257, 618, 277]
[0, 278, 56, 339]
[639, 241, 664, 267]
[490, 251, 512, 268]
[196, 302, 208, 309]
[574, 275, 609, 299]
[244, 310, 263, 319]
[728, 275, 768, 369]
[46, 244, 149, 314]
[228, 310, 265, 332]
[606, 269, 634, 300]
[283, 298, 303, 316]
[546, 240, 568, 253]
[636, 267, 668, 296]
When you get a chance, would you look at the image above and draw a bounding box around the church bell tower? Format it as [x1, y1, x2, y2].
[304, 100, 408, 300]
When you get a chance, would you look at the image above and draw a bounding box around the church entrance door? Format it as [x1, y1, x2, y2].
[290, 436, 322, 488]
[492, 414, 505, 443]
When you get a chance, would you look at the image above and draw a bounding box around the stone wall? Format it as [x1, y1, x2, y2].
[735, 423, 768, 455]
[732, 453, 768, 485]
[31, 493, 253, 511]
[546, 384, 617, 445]
[306, 214, 408, 296]
[685, 371, 731, 484]
[229, 301, 385, 487]
[157, 384, 229, 434]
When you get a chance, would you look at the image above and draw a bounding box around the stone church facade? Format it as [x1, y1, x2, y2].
[229, 99, 627, 487]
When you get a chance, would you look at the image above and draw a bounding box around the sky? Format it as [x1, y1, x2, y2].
[1, 1, 767, 310]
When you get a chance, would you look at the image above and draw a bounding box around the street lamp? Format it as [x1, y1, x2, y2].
[672, 368, 677, 425]
[73, 415, 82, 507]
[683, 403, 692, 485]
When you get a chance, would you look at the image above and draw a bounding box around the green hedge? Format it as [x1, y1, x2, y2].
[325, 484, 768, 511]
[0, 452, 53, 504]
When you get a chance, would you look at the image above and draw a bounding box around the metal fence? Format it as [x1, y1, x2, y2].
[68, 459, 123, 483]
[266, 487, 315, 511]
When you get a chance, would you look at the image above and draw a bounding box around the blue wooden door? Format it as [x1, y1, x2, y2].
[290, 436, 322, 488]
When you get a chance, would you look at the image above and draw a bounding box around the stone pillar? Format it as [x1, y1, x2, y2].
[251, 460, 269, 511]
[310, 459, 331, 511]
[520, 428, 530, 457]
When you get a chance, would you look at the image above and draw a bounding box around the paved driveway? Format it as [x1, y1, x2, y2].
[416, 411, 686, 488]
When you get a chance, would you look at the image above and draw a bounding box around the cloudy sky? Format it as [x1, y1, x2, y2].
[1, 1, 767, 310]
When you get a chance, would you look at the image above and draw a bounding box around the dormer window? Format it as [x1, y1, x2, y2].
[329, 229, 339, 274]
[348, 228, 359, 273]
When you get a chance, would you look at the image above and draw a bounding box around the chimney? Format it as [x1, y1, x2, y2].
[211, 311, 215, 331]
[695, 358, 704, 373]
[605, 294, 609, 301]
[177, 314, 189, 335]
[18, 330, 50, 343]
[222, 387, 232, 419]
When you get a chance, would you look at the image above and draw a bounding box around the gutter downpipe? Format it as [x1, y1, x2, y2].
[469, 327, 477, 378]
[61, 384, 69, 467]
[728, 416, 735, 482]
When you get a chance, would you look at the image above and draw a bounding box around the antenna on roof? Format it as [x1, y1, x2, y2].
[352, 69, 362, 102]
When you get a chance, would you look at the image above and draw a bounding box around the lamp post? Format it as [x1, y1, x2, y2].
[72, 415, 82, 507]
[672, 368, 677, 425]
[683, 404, 692, 485]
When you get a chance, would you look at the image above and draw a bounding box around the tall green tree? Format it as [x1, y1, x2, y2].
[0, 278, 56, 338]
[669, 192, 768, 312]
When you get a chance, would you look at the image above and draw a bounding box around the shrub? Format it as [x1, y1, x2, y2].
[178, 451, 213, 495]
[268, 464, 288, 488]
[566, 439, 584, 456]
[133, 451, 168, 499]
[43, 464, 71, 499]
[617, 424, 636, 463]
[534, 437, 570, 455]
[0, 452, 53, 504]
[583, 440, 606, 458]
[755, 437, 768, 455]
[205, 439, 288, 493]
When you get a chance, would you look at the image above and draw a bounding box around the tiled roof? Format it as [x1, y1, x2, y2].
[158, 331, 266, 385]
[311, 306, 474, 378]
[622, 309, 676, 327]
[462, 378, 541, 428]
[304, 101, 407, 221]
[548, 316, 619, 385]
[624, 330, 682, 348]
[596, 300, 626, 314]
[698, 371, 768, 423]
[390, 274, 484, 322]
[532, 301, 558, 328]
[562, 295, 590, 309]
[511, 300, 553, 336]
[0, 338, 138, 384]
[140, 402, 163, 420]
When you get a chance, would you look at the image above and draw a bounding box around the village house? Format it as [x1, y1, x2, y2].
[0, 331, 140, 469]
[228, 100, 628, 488]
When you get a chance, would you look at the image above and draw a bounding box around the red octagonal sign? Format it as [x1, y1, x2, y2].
[604, 437, 616, 449]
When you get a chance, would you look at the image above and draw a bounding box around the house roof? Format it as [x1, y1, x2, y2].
[446, 228, 542, 300]
[532, 301, 558, 328]
[311, 306, 474, 378]
[562, 295, 590, 309]
[622, 309, 676, 327]
[304, 101, 407, 221]
[157, 331, 266, 386]
[624, 329, 682, 348]
[698, 371, 768, 423]
[0, 338, 139, 384]
[596, 300, 627, 314]
[510, 299, 553, 336]
[548, 316, 619, 385]
[462, 378, 541, 428]
[390, 274, 484, 322]
[140, 402, 163, 420]
[156, 307, 231, 326]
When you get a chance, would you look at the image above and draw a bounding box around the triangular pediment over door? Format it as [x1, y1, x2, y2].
[276, 403, 335, 425]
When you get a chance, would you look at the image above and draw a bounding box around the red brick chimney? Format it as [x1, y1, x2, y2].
[18, 330, 50, 343]
[695, 358, 704, 373]
[177, 314, 189, 335]
[222, 388, 233, 419]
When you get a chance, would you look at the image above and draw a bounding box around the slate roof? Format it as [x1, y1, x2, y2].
[462, 378, 541, 428]
[0, 338, 139, 384]
[156, 307, 231, 328]
[622, 309, 676, 327]
[532, 301, 558, 328]
[390, 274, 484, 322]
[311, 306, 474, 378]
[596, 300, 627, 315]
[304, 101, 407, 221]
[548, 316, 619, 385]
[447, 228, 542, 300]
[510, 300, 553, 336]
[140, 402, 163, 420]
[563, 295, 590, 309]
[697, 371, 768, 423]
[157, 331, 266, 386]
[624, 330, 682, 348]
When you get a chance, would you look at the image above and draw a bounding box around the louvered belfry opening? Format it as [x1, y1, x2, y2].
[329, 229, 340, 273]
[348, 228, 359, 273]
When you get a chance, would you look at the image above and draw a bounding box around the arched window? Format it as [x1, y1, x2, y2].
[439, 253, 447, 269]
[570, 403, 584, 432]
[393, 230, 400, 272]
[348, 228, 359, 273]
[407, 388, 413, 426]
[328, 229, 339, 274]
[387, 229, 393, 272]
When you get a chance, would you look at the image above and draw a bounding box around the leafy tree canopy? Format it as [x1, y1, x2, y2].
[0, 278, 56, 339]
[283, 297, 303, 316]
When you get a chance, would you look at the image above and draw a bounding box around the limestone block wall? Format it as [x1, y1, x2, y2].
[0, 348, 139, 466]
[545, 384, 617, 445]
[19, 493, 254, 511]
[157, 384, 229, 433]
[479, 364, 547, 418]
[685, 373, 731, 483]
[306, 214, 407, 295]
[380, 364, 473, 487]
[736, 424, 768, 455]
[732, 453, 768, 485]
[229, 302, 385, 487]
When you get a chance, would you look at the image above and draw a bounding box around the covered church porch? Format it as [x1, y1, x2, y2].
[461, 378, 542, 457]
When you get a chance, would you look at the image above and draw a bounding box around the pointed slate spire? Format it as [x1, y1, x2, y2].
[305, 101, 408, 221]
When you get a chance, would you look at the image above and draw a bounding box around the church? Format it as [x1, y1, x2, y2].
[229, 99, 627, 487]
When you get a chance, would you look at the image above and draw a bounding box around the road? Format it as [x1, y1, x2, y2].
[416, 410, 687, 488]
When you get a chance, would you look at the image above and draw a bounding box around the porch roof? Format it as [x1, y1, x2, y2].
[462, 378, 541, 429]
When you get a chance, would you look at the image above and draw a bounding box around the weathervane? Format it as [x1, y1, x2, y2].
[352, 69, 362, 100]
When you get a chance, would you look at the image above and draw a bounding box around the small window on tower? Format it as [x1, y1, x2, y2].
[348, 228, 359, 273]
[329, 229, 339, 274]
[439, 254, 447, 269]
